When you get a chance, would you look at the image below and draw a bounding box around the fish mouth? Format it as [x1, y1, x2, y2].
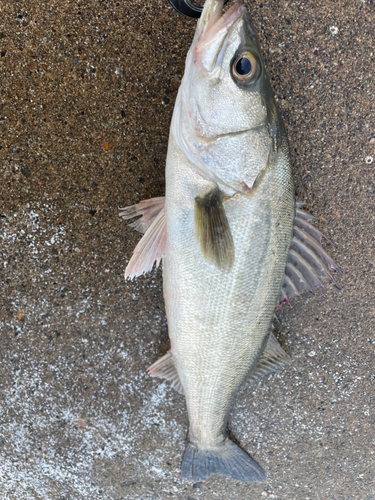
[194, 1, 246, 72]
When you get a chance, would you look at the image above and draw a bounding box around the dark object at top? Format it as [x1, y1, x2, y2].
[166, 0, 229, 18]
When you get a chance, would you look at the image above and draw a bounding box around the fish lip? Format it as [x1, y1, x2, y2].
[198, 1, 246, 37]
[194, 2, 247, 72]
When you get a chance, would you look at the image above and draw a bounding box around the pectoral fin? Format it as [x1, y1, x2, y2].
[194, 187, 234, 270]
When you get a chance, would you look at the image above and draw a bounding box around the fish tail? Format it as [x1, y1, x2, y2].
[181, 439, 266, 483]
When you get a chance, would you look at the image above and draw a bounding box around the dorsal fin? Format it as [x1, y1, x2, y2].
[247, 332, 291, 384]
[277, 205, 340, 308]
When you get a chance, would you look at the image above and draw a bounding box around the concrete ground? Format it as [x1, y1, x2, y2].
[0, 0, 374, 498]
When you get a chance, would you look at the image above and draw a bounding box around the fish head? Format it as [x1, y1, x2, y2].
[172, 0, 285, 194]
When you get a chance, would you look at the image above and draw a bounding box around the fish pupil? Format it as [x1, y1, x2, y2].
[235, 57, 251, 76]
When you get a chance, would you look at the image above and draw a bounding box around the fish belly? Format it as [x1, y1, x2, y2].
[163, 135, 294, 449]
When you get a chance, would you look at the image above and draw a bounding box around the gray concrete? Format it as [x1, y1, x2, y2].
[0, 0, 374, 498]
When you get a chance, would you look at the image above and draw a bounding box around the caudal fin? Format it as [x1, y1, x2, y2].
[181, 440, 266, 483]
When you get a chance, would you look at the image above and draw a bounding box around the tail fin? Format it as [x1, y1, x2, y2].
[181, 440, 266, 483]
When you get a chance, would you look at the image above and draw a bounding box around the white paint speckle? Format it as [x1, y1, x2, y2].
[329, 26, 339, 36]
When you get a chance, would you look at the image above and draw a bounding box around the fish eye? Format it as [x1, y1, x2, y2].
[232, 51, 259, 85]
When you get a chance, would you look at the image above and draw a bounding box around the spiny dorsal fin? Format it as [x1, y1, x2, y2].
[247, 333, 291, 384]
[276, 204, 340, 308]
[147, 350, 184, 395]
[194, 187, 234, 270]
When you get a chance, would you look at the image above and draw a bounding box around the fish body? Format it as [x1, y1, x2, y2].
[120, 0, 338, 484]
[164, 0, 293, 480]
[164, 138, 294, 428]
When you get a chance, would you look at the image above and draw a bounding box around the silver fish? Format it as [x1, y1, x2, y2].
[120, 0, 339, 484]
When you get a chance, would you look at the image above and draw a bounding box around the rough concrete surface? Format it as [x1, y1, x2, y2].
[0, 0, 374, 498]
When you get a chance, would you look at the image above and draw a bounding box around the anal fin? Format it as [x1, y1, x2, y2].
[147, 350, 184, 395]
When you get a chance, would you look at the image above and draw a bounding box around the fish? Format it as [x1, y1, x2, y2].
[119, 0, 339, 484]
